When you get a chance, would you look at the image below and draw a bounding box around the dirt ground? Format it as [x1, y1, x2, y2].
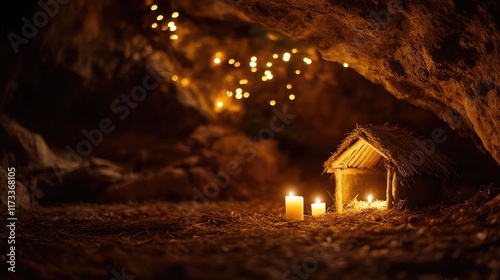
[1, 188, 499, 280]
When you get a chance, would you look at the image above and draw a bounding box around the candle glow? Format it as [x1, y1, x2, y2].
[285, 193, 304, 220]
[311, 198, 326, 216]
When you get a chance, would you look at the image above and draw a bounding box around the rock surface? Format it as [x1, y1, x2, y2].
[235, 0, 500, 164]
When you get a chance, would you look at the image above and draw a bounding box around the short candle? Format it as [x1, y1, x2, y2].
[285, 193, 304, 220]
[311, 198, 326, 216]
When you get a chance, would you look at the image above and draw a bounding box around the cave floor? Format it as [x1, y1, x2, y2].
[3, 191, 500, 280]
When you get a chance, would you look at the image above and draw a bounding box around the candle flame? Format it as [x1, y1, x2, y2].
[290, 192, 293, 196]
[316, 198, 320, 203]
[368, 194, 373, 203]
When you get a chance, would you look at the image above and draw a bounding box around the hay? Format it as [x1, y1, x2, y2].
[324, 124, 453, 178]
[344, 199, 387, 212]
[14, 186, 500, 279]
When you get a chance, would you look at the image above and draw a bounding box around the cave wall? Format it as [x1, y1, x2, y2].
[235, 0, 500, 164]
[1, 0, 498, 207]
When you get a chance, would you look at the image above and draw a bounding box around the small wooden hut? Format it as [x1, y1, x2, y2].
[324, 125, 452, 212]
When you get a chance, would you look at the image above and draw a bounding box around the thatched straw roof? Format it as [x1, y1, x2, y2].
[324, 125, 453, 178]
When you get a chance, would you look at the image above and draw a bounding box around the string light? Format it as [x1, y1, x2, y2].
[283, 52, 291, 62]
[147, 4, 318, 107]
[213, 52, 223, 64]
[181, 78, 190, 86]
[343, 63, 349, 67]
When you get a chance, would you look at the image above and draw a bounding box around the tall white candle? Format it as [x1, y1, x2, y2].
[311, 198, 326, 216]
[285, 192, 304, 220]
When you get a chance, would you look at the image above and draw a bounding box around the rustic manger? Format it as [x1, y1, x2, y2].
[324, 125, 452, 212]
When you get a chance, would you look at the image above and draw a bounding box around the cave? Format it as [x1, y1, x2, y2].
[1, 0, 499, 279]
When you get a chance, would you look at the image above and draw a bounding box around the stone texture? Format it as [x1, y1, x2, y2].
[234, 0, 500, 164]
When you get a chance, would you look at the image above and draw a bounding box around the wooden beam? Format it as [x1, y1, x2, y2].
[392, 169, 398, 205]
[386, 167, 393, 209]
[335, 172, 343, 213]
[337, 168, 385, 175]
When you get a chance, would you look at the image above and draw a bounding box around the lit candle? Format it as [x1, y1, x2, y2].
[285, 192, 304, 220]
[311, 198, 326, 216]
[368, 194, 373, 203]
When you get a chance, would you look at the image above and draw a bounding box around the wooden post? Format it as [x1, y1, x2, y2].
[335, 171, 343, 213]
[392, 170, 398, 207]
[386, 167, 393, 209]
